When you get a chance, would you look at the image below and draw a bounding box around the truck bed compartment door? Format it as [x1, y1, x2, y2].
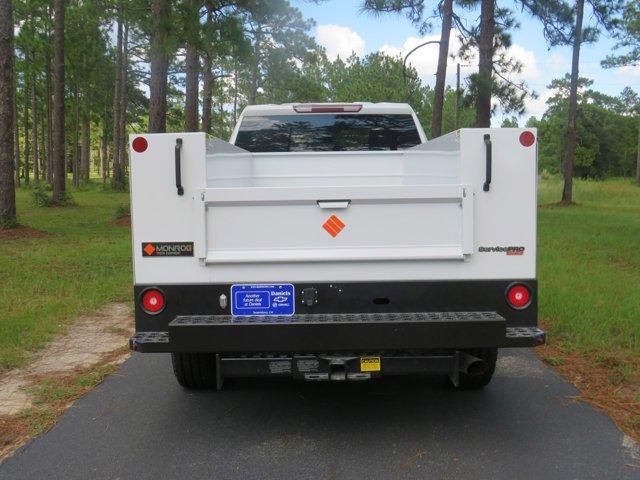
[197, 184, 473, 264]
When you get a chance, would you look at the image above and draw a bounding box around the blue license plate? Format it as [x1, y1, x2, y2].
[230, 284, 295, 317]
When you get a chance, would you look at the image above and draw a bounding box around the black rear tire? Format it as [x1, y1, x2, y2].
[171, 352, 218, 389]
[453, 348, 498, 389]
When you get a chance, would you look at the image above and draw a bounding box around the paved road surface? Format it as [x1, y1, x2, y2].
[1, 349, 638, 480]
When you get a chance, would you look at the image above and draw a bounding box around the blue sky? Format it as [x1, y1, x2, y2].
[292, 0, 638, 124]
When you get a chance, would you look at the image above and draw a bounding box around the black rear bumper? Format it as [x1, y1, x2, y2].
[130, 311, 545, 353]
[131, 280, 544, 353]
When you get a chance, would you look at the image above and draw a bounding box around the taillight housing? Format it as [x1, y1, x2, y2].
[140, 288, 165, 315]
[519, 130, 535, 147]
[132, 136, 148, 153]
[506, 283, 532, 310]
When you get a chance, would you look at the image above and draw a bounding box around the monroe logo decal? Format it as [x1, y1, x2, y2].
[142, 242, 194, 257]
[479, 246, 525, 256]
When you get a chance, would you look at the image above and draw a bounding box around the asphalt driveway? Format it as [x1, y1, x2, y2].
[1, 349, 638, 480]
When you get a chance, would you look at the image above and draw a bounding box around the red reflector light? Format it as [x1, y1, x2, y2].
[132, 137, 148, 153]
[519, 131, 535, 147]
[141, 289, 165, 314]
[293, 104, 362, 113]
[506, 284, 531, 309]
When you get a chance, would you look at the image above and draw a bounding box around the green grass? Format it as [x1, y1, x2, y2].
[0, 180, 131, 370]
[538, 177, 640, 360]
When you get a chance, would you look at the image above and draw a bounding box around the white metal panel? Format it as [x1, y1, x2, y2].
[200, 185, 471, 264]
[129, 132, 212, 284]
[206, 247, 464, 263]
[206, 149, 460, 188]
[130, 126, 537, 285]
[458, 128, 537, 279]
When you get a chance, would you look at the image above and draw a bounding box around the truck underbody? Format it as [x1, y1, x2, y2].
[130, 280, 544, 387]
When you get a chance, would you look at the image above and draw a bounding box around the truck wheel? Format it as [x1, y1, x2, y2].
[171, 352, 218, 389]
[453, 348, 498, 389]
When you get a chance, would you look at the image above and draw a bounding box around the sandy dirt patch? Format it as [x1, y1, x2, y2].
[0, 303, 134, 460]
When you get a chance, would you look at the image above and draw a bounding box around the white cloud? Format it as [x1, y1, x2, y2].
[378, 31, 540, 88]
[380, 34, 461, 85]
[316, 24, 365, 61]
[506, 44, 541, 81]
[548, 52, 569, 73]
[616, 64, 640, 77]
[523, 90, 553, 120]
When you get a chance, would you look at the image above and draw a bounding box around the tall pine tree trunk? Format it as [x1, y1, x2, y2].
[0, 0, 16, 227]
[431, 0, 453, 139]
[202, 53, 212, 134]
[23, 75, 30, 185]
[248, 32, 261, 106]
[149, 0, 169, 133]
[72, 80, 79, 188]
[40, 106, 46, 181]
[101, 126, 107, 184]
[475, 0, 494, 128]
[45, 36, 53, 184]
[112, 13, 124, 190]
[81, 110, 90, 181]
[181, 0, 200, 131]
[31, 68, 40, 182]
[52, 0, 66, 203]
[201, 9, 213, 134]
[562, 0, 584, 203]
[119, 22, 128, 175]
[13, 75, 20, 188]
[218, 100, 224, 137]
[184, 42, 199, 131]
[249, 60, 259, 105]
[106, 144, 111, 179]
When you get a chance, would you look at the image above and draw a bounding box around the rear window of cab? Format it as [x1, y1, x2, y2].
[234, 114, 422, 153]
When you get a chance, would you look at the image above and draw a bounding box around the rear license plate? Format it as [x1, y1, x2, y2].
[231, 284, 295, 317]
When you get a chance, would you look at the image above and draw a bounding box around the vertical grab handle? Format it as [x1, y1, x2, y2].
[175, 138, 184, 196]
[483, 134, 492, 192]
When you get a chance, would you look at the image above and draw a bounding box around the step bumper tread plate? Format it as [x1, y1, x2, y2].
[130, 314, 546, 353]
[162, 311, 516, 353]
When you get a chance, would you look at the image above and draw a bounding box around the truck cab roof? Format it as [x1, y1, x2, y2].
[240, 102, 418, 117]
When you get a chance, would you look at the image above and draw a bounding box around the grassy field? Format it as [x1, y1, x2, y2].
[538, 178, 640, 369]
[1, 177, 639, 379]
[0, 182, 131, 370]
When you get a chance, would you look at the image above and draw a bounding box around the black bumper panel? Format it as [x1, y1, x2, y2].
[129, 311, 545, 353]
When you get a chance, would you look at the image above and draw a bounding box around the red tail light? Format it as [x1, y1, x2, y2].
[519, 131, 535, 147]
[141, 288, 165, 314]
[506, 284, 531, 309]
[132, 136, 148, 153]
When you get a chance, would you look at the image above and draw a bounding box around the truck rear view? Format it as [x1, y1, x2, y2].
[129, 102, 544, 390]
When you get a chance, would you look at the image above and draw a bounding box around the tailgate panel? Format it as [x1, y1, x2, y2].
[200, 185, 472, 264]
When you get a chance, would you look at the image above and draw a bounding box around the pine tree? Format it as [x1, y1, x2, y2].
[0, 0, 17, 227]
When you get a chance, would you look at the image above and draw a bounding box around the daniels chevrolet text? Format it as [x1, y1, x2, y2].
[128, 102, 545, 390]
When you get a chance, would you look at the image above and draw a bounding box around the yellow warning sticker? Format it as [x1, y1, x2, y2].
[360, 356, 381, 372]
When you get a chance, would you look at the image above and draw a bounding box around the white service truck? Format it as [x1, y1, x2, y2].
[128, 102, 544, 390]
